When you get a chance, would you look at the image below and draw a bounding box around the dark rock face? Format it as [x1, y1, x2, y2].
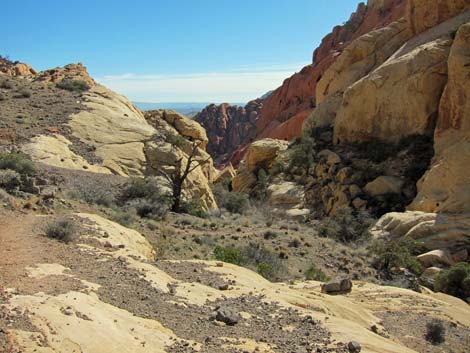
[321, 277, 353, 294]
[194, 99, 263, 165]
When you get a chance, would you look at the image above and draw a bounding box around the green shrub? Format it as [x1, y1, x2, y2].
[425, 319, 446, 345]
[318, 207, 374, 243]
[435, 262, 470, 301]
[0, 151, 36, 176]
[181, 198, 208, 218]
[164, 132, 186, 148]
[212, 180, 250, 214]
[214, 245, 245, 265]
[0, 169, 21, 191]
[288, 136, 314, 175]
[305, 264, 330, 282]
[263, 230, 279, 240]
[370, 238, 424, 275]
[120, 177, 161, 201]
[44, 218, 77, 243]
[0, 93, 5, 101]
[57, 79, 90, 92]
[135, 200, 168, 220]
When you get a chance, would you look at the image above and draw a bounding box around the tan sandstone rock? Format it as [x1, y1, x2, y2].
[267, 182, 304, 209]
[35, 63, 97, 87]
[417, 249, 455, 268]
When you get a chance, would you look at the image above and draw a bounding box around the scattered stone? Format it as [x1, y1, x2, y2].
[348, 340, 361, 352]
[211, 306, 240, 326]
[321, 278, 353, 294]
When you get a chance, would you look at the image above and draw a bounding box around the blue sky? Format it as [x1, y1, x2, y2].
[4, 0, 360, 102]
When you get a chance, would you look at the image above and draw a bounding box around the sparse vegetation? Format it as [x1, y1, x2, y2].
[251, 168, 269, 201]
[318, 207, 374, 243]
[0, 79, 14, 90]
[435, 262, 470, 301]
[0, 169, 21, 192]
[425, 319, 446, 345]
[212, 181, 250, 214]
[370, 238, 424, 275]
[43, 218, 77, 243]
[110, 210, 135, 227]
[56, 79, 90, 92]
[305, 264, 330, 282]
[213, 243, 286, 281]
[181, 198, 208, 218]
[288, 135, 315, 175]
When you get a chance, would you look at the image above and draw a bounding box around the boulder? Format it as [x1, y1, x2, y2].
[321, 278, 353, 294]
[318, 149, 341, 166]
[231, 168, 257, 193]
[365, 176, 404, 197]
[407, 0, 470, 35]
[159, 110, 209, 150]
[245, 139, 288, 172]
[267, 182, 304, 208]
[417, 249, 455, 268]
[213, 164, 236, 184]
[410, 22, 470, 214]
[371, 211, 470, 258]
[303, 92, 343, 131]
[285, 208, 310, 221]
[35, 63, 96, 87]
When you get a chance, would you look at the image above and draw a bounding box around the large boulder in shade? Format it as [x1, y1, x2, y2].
[267, 182, 304, 209]
[364, 176, 404, 197]
[410, 22, 470, 214]
[407, 0, 470, 35]
[321, 278, 353, 294]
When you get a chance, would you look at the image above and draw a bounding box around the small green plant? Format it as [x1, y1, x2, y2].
[263, 230, 279, 240]
[425, 319, 446, 345]
[44, 218, 77, 243]
[0, 93, 5, 101]
[435, 262, 470, 301]
[212, 180, 250, 214]
[370, 238, 424, 275]
[288, 136, 315, 175]
[0, 151, 36, 176]
[164, 132, 186, 148]
[318, 207, 374, 243]
[251, 168, 269, 201]
[305, 264, 330, 282]
[57, 79, 90, 92]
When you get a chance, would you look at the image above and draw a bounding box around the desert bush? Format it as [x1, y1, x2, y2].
[0, 79, 14, 89]
[164, 132, 186, 148]
[57, 79, 90, 92]
[369, 238, 424, 275]
[212, 181, 250, 214]
[213, 245, 245, 265]
[110, 210, 134, 227]
[43, 218, 77, 243]
[251, 168, 269, 201]
[0, 169, 21, 192]
[181, 198, 208, 218]
[0, 151, 36, 176]
[120, 177, 162, 201]
[425, 319, 446, 345]
[263, 230, 279, 240]
[0, 93, 5, 101]
[288, 136, 315, 175]
[135, 199, 168, 220]
[435, 262, 470, 301]
[14, 88, 31, 98]
[305, 264, 330, 282]
[318, 207, 374, 243]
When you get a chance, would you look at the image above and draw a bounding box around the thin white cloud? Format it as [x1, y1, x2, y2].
[96, 63, 308, 103]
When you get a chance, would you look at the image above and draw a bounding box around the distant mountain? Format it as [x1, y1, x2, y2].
[133, 102, 244, 118]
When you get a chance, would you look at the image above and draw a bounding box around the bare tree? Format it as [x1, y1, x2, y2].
[158, 139, 211, 213]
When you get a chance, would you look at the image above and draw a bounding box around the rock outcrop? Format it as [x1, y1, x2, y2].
[0, 59, 36, 77]
[194, 100, 263, 164]
[232, 139, 288, 192]
[35, 63, 97, 87]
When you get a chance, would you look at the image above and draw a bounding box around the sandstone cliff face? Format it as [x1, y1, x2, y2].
[194, 100, 262, 164]
[407, 0, 470, 34]
[255, 0, 406, 142]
